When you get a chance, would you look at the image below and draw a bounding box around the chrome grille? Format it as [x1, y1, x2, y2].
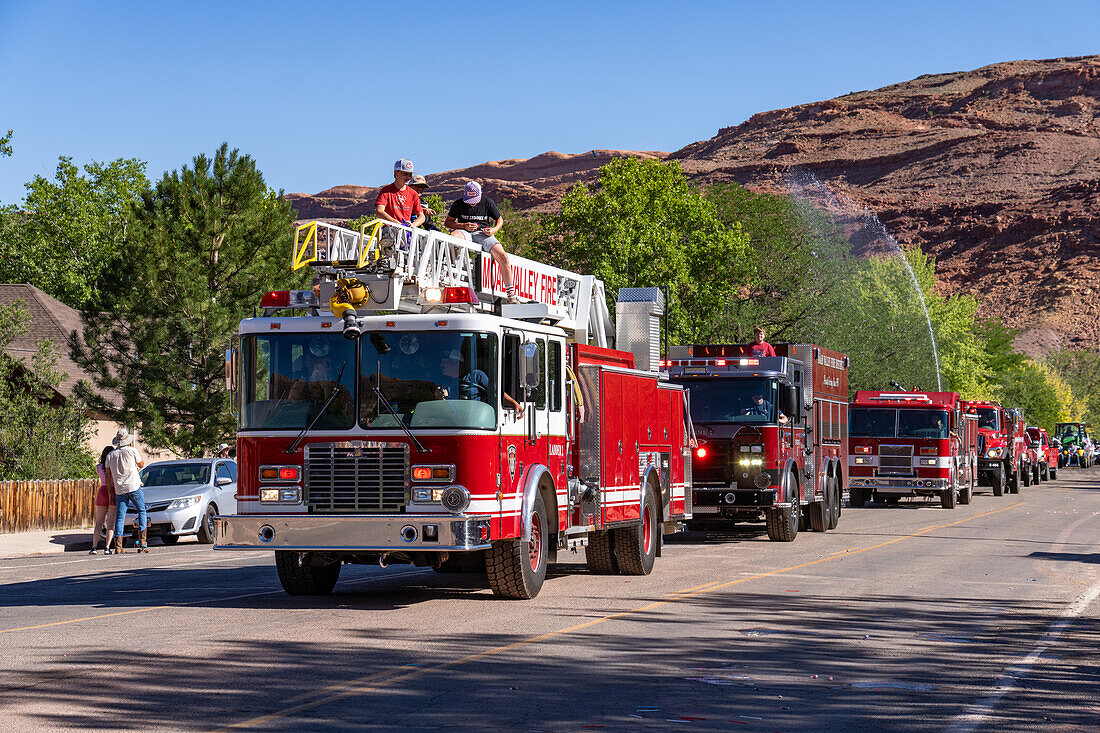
[878, 445, 913, 476]
[304, 442, 409, 512]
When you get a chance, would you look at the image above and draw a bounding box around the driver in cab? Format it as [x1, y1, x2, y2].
[743, 391, 788, 424]
[439, 349, 523, 415]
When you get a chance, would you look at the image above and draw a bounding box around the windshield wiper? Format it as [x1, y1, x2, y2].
[285, 362, 347, 454]
[367, 378, 430, 454]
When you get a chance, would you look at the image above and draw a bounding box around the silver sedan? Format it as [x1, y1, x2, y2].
[122, 459, 238, 544]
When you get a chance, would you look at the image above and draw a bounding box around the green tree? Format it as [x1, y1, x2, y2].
[0, 300, 96, 479]
[71, 143, 301, 455]
[0, 129, 11, 158]
[1045, 349, 1100, 425]
[706, 182, 859, 343]
[0, 156, 148, 310]
[527, 157, 752, 344]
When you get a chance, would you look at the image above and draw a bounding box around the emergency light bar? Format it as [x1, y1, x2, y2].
[869, 393, 933, 402]
[260, 290, 313, 309]
[421, 286, 480, 306]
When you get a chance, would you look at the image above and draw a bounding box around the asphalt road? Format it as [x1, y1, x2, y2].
[1, 469, 1098, 732]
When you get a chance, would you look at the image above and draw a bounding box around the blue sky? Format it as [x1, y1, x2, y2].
[1, 0, 1097, 204]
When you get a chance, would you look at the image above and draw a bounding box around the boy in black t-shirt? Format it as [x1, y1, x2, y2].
[446, 181, 520, 303]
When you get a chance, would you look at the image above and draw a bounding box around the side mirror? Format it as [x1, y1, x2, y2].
[225, 340, 239, 419]
[216, 476, 233, 486]
[522, 342, 541, 390]
[780, 384, 797, 419]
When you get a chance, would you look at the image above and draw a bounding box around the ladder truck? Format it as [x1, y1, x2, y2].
[664, 344, 848, 541]
[215, 220, 692, 599]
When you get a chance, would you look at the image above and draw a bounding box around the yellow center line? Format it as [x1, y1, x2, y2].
[217, 500, 1026, 730]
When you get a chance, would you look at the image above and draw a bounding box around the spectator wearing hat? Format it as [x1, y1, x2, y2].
[408, 175, 439, 231]
[216, 443, 231, 458]
[376, 159, 425, 246]
[446, 181, 520, 303]
[106, 428, 148, 554]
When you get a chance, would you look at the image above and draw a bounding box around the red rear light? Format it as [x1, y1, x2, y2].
[856, 445, 872, 454]
[443, 286, 479, 304]
[716, 359, 727, 366]
[261, 290, 289, 308]
[920, 448, 936, 456]
[696, 447, 707, 458]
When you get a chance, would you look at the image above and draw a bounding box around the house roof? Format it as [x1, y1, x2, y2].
[0, 283, 115, 405]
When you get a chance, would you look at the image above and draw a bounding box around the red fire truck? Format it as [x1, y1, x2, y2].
[961, 400, 1026, 495]
[847, 391, 978, 508]
[1025, 426, 1058, 482]
[665, 344, 848, 541]
[215, 221, 691, 599]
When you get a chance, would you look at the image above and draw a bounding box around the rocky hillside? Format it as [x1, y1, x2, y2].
[286, 56, 1100, 351]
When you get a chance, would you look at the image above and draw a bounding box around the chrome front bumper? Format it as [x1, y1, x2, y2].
[213, 513, 493, 552]
[849, 477, 948, 493]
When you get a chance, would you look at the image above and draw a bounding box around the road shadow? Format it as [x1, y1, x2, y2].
[2, 588, 1097, 732]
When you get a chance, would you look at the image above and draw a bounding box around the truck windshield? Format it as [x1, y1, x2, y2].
[850, 409, 950, 439]
[849, 408, 896, 437]
[361, 331, 498, 430]
[679, 378, 780, 424]
[240, 333, 357, 431]
[897, 410, 949, 439]
[974, 407, 999, 430]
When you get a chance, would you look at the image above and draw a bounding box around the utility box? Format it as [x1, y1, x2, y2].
[616, 287, 664, 372]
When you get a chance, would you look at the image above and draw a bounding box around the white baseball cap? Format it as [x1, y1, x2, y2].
[463, 180, 482, 204]
[394, 159, 414, 173]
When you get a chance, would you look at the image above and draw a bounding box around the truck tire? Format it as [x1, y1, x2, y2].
[766, 480, 799, 542]
[958, 476, 972, 505]
[1033, 464, 1041, 484]
[1021, 464, 1032, 487]
[275, 551, 341, 596]
[827, 475, 841, 530]
[991, 465, 1004, 496]
[941, 483, 957, 509]
[585, 530, 618, 574]
[808, 478, 830, 532]
[849, 487, 868, 508]
[1006, 462, 1019, 494]
[487, 493, 548, 599]
[612, 483, 658, 575]
[1050, 464, 1058, 480]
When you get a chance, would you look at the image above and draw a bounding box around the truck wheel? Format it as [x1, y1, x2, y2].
[1021, 464, 1032, 487]
[487, 492, 548, 599]
[585, 530, 618, 573]
[766, 482, 799, 542]
[940, 483, 957, 509]
[1006, 462, 1019, 494]
[827, 476, 841, 530]
[808, 479, 830, 532]
[958, 476, 972, 505]
[613, 483, 658, 575]
[1033, 464, 1041, 484]
[991, 466, 1004, 496]
[275, 551, 341, 596]
[849, 487, 867, 508]
[1050, 465, 1058, 480]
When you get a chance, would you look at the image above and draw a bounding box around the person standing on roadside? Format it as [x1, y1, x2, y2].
[446, 181, 520, 303]
[90, 446, 117, 554]
[107, 428, 147, 554]
[216, 443, 231, 459]
[745, 326, 777, 358]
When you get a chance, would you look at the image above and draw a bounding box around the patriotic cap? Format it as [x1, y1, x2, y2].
[394, 159, 414, 173]
[463, 180, 482, 204]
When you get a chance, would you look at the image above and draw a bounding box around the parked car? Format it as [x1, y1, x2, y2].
[122, 459, 238, 544]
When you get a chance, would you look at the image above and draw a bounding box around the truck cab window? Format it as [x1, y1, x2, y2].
[549, 341, 562, 412]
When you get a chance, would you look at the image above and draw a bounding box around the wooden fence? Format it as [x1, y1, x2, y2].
[0, 479, 97, 533]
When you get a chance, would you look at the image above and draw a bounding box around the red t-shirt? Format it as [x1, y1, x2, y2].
[747, 341, 776, 357]
[375, 183, 422, 224]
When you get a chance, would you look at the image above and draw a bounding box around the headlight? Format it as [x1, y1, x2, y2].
[920, 458, 937, 466]
[412, 488, 446, 503]
[168, 495, 201, 510]
[985, 448, 1004, 458]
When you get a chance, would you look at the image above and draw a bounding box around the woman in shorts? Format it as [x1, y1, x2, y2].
[90, 446, 117, 554]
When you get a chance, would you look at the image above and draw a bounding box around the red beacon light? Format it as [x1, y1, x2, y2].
[260, 290, 290, 308]
[443, 286, 479, 304]
[695, 446, 708, 459]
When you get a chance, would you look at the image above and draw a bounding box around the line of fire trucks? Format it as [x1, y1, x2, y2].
[213, 220, 1095, 600]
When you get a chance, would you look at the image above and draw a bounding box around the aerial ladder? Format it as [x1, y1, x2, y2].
[292, 219, 614, 347]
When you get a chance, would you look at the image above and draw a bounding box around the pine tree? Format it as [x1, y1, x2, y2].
[71, 144, 303, 455]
